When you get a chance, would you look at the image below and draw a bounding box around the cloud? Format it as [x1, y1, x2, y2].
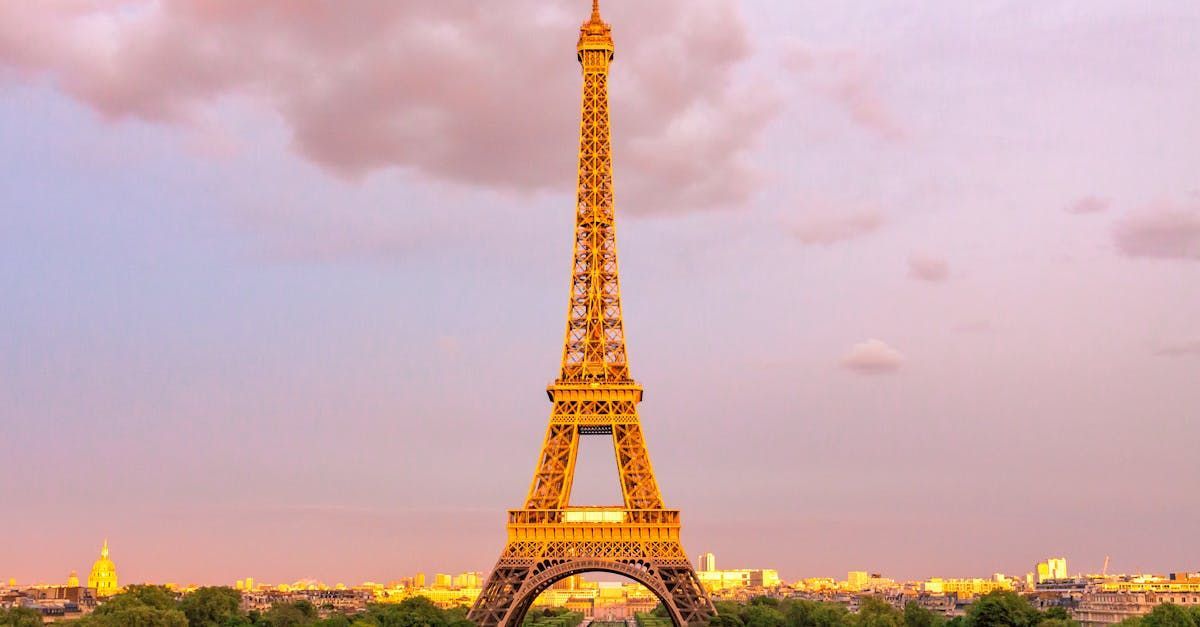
[0, 0, 774, 215]
[908, 254, 949, 282]
[792, 211, 883, 246]
[1066, 196, 1110, 215]
[841, 339, 905, 375]
[784, 44, 905, 141]
[1112, 201, 1200, 260]
[1155, 339, 1200, 357]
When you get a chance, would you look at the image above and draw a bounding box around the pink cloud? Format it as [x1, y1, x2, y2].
[1112, 201, 1200, 260]
[908, 253, 950, 282]
[841, 339, 905, 375]
[784, 43, 905, 141]
[1155, 339, 1200, 357]
[1066, 196, 1110, 215]
[792, 211, 883, 246]
[0, 0, 773, 215]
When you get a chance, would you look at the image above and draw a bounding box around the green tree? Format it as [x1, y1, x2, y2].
[179, 587, 248, 627]
[964, 591, 1041, 627]
[55, 585, 188, 627]
[903, 603, 945, 627]
[1032, 614, 1080, 624]
[0, 607, 44, 627]
[808, 602, 853, 627]
[1041, 608, 1071, 622]
[1112, 618, 1143, 627]
[98, 585, 179, 613]
[1141, 604, 1197, 627]
[86, 605, 188, 627]
[742, 604, 787, 627]
[256, 601, 317, 627]
[857, 598, 903, 627]
[711, 614, 747, 627]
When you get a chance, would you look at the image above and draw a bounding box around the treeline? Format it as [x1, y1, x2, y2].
[0, 585, 476, 627]
[4, 588, 1200, 627]
[652, 593, 1200, 627]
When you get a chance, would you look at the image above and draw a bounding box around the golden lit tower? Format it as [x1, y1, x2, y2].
[468, 3, 716, 626]
[87, 539, 119, 597]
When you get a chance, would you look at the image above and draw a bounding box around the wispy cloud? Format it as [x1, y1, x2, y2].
[1065, 196, 1110, 215]
[792, 211, 883, 246]
[908, 254, 950, 282]
[1113, 201, 1200, 260]
[784, 43, 905, 141]
[841, 339, 905, 375]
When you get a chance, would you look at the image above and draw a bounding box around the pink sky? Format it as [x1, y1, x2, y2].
[1, 0, 1198, 586]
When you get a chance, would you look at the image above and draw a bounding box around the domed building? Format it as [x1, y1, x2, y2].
[67, 571, 80, 587]
[87, 540, 119, 597]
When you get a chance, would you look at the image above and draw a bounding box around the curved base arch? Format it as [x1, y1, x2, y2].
[507, 560, 685, 627]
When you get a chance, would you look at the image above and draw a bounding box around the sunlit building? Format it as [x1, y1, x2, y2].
[698, 553, 717, 572]
[1036, 558, 1068, 582]
[86, 540, 119, 597]
[923, 578, 1013, 598]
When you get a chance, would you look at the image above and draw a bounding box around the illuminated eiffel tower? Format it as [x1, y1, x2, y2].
[468, 3, 716, 626]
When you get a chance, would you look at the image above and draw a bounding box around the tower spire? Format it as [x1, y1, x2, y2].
[566, 0, 622, 383]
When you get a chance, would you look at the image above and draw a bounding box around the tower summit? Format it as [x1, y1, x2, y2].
[468, 3, 716, 626]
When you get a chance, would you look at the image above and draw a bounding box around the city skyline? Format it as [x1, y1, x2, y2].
[2, 0, 1199, 588]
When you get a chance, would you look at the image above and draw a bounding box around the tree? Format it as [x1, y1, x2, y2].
[711, 614, 747, 627]
[806, 602, 853, 627]
[56, 585, 188, 627]
[742, 604, 787, 627]
[904, 603, 945, 627]
[257, 601, 318, 627]
[857, 598, 903, 627]
[179, 587, 248, 627]
[964, 591, 1042, 627]
[1141, 604, 1197, 627]
[85, 605, 189, 627]
[0, 607, 44, 627]
[1041, 608, 1071, 622]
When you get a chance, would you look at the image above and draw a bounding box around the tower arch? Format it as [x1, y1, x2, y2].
[507, 562, 685, 627]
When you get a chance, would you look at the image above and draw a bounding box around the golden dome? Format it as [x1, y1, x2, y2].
[87, 539, 119, 597]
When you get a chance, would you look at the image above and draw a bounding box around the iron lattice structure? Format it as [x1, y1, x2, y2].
[469, 3, 715, 626]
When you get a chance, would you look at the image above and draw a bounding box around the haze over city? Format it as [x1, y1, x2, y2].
[2, 0, 1198, 590]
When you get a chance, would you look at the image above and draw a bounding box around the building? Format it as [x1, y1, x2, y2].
[923, 578, 1013, 598]
[847, 572, 870, 591]
[1036, 558, 1068, 583]
[698, 553, 717, 572]
[453, 572, 483, 589]
[1075, 589, 1200, 626]
[66, 572, 79, 588]
[434, 574, 453, 589]
[86, 540, 119, 597]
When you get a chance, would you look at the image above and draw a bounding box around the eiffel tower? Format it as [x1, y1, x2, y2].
[468, 3, 716, 626]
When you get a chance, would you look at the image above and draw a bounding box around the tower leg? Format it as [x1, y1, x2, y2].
[468, 542, 715, 627]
